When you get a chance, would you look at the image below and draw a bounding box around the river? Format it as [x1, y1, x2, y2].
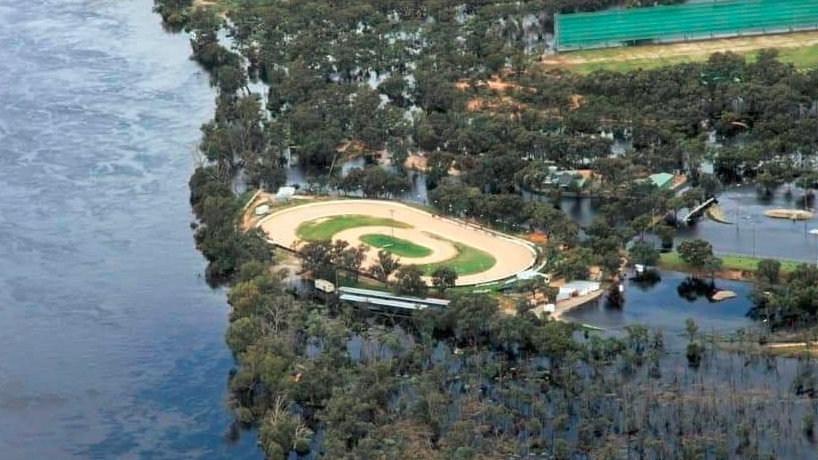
[0, 1, 258, 457]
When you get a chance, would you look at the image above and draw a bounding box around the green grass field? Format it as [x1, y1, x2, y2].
[568, 44, 818, 74]
[359, 234, 432, 258]
[296, 215, 411, 241]
[659, 251, 802, 275]
[420, 242, 497, 277]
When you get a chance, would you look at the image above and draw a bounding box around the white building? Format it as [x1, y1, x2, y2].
[557, 280, 601, 301]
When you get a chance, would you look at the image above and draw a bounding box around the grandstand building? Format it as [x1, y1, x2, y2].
[555, 0, 818, 51]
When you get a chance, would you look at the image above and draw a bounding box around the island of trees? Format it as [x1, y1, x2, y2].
[156, 0, 818, 457]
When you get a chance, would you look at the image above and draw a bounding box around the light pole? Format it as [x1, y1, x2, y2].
[751, 217, 756, 258]
[810, 229, 818, 266]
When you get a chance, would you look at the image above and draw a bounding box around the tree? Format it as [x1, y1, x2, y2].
[703, 255, 723, 280]
[605, 282, 624, 309]
[446, 294, 498, 345]
[757, 259, 781, 285]
[337, 244, 368, 282]
[225, 316, 261, 354]
[629, 241, 659, 267]
[686, 342, 704, 368]
[684, 318, 698, 342]
[756, 171, 778, 196]
[394, 265, 427, 297]
[430, 266, 458, 294]
[677, 239, 713, 271]
[655, 224, 675, 250]
[368, 249, 401, 283]
[599, 250, 623, 279]
[556, 247, 594, 281]
[629, 215, 652, 241]
[299, 241, 336, 281]
[698, 174, 721, 197]
[803, 413, 816, 440]
[684, 317, 704, 366]
[426, 152, 455, 187]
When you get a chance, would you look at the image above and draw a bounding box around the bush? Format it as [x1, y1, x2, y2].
[686, 342, 703, 368]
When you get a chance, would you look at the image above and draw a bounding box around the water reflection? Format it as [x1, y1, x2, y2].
[629, 268, 662, 290]
[676, 276, 718, 302]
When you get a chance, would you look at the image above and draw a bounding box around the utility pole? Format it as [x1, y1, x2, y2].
[752, 219, 756, 258]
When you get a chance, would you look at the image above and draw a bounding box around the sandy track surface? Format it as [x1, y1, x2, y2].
[333, 226, 459, 265]
[257, 200, 537, 286]
[542, 31, 818, 67]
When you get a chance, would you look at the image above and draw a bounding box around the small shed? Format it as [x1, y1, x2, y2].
[275, 186, 296, 201]
[315, 279, 335, 293]
[254, 204, 271, 216]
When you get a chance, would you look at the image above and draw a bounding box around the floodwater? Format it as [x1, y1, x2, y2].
[528, 184, 818, 262]
[565, 270, 754, 340]
[286, 157, 430, 204]
[678, 184, 818, 263]
[0, 0, 258, 458]
[519, 190, 609, 227]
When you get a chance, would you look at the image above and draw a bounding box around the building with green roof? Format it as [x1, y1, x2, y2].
[648, 173, 674, 190]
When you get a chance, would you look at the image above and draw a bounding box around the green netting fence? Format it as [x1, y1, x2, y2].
[555, 0, 818, 51]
